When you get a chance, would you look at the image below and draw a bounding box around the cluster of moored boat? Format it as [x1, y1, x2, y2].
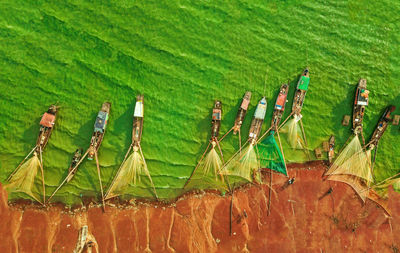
[5, 67, 399, 213]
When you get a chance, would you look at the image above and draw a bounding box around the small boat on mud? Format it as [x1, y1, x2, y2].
[249, 97, 267, 144]
[66, 148, 83, 182]
[36, 105, 58, 152]
[233, 92, 251, 135]
[368, 105, 396, 148]
[352, 79, 369, 135]
[211, 100, 222, 142]
[328, 135, 335, 164]
[88, 102, 111, 160]
[292, 68, 310, 115]
[132, 95, 144, 148]
[271, 83, 289, 130]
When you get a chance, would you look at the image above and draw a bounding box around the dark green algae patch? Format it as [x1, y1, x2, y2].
[0, 0, 400, 205]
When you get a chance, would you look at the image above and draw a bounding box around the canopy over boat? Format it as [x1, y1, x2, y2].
[297, 76, 310, 91]
[134, 99, 144, 118]
[39, 113, 56, 128]
[94, 111, 108, 133]
[254, 97, 267, 119]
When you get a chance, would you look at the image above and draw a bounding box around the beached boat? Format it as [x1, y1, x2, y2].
[328, 135, 335, 164]
[211, 100, 222, 141]
[352, 79, 369, 135]
[249, 97, 267, 144]
[368, 105, 395, 148]
[88, 102, 111, 160]
[292, 68, 310, 115]
[36, 105, 57, 152]
[233, 92, 251, 135]
[271, 83, 289, 130]
[66, 148, 83, 182]
[132, 95, 144, 148]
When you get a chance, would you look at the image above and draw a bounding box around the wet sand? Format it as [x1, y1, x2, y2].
[1, 162, 399, 252]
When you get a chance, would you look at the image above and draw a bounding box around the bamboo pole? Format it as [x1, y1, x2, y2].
[184, 142, 211, 188]
[267, 169, 272, 216]
[299, 118, 311, 160]
[7, 146, 37, 181]
[94, 151, 106, 211]
[229, 189, 234, 236]
[104, 144, 133, 198]
[139, 145, 159, 200]
[277, 112, 294, 131]
[276, 128, 288, 177]
[39, 146, 46, 205]
[219, 127, 233, 142]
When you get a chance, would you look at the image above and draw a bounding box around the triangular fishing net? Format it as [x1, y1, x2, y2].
[327, 174, 369, 202]
[258, 134, 287, 175]
[281, 114, 305, 149]
[326, 135, 373, 183]
[106, 150, 157, 199]
[185, 146, 228, 192]
[221, 144, 260, 182]
[5, 154, 42, 203]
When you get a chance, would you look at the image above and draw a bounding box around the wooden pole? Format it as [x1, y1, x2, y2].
[267, 169, 272, 216]
[39, 146, 46, 205]
[219, 127, 233, 142]
[184, 142, 211, 188]
[276, 128, 288, 177]
[7, 146, 37, 181]
[299, 118, 311, 160]
[104, 144, 133, 198]
[94, 151, 106, 211]
[277, 112, 294, 131]
[229, 188, 234, 236]
[139, 145, 159, 200]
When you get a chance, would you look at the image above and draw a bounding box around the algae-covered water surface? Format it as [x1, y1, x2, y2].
[0, 0, 399, 205]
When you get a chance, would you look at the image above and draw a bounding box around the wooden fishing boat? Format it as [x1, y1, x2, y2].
[233, 92, 251, 135]
[36, 105, 57, 152]
[271, 83, 289, 130]
[292, 68, 310, 115]
[368, 105, 395, 148]
[88, 102, 111, 160]
[211, 100, 222, 142]
[132, 95, 144, 148]
[328, 135, 335, 164]
[249, 97, 267, 144]
[67, 148, 83, 182]
[352, 79, 369, 135]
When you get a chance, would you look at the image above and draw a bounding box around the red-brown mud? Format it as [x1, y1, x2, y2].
[1, 161, 399, 253]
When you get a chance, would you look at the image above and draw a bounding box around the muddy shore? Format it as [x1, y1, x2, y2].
[1, 161, 399, 252]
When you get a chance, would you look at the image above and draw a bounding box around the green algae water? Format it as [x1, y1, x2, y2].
[0, 0, 399, 205]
